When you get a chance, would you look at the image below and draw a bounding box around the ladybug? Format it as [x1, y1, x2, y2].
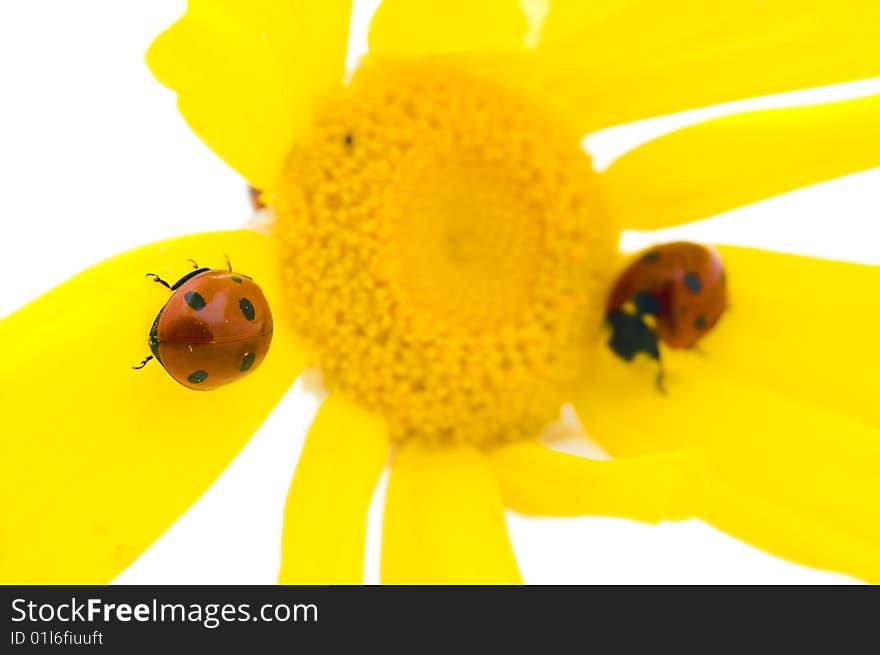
[248, 185, 266, 210]
[133, 258, 274, 391]
[605, 241, 727, 390]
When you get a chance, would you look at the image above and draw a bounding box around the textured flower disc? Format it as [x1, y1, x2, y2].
[275, 60, 620, 447]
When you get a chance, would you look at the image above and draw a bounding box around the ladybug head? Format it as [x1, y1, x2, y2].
[605, 308, 660, 362]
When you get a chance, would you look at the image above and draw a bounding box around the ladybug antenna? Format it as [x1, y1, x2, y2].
[186, 258, 200, 270]
[132, 355, 154, 370]
[224, 254, 233, 272]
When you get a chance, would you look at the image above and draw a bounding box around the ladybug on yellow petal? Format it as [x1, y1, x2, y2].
[134, 260, 273, 390]
[605, 241, 727, 389]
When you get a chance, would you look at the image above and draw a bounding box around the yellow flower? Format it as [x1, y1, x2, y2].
[2, 0, 880, 584]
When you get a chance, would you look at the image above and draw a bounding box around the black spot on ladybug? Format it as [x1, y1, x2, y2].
[239, 298, 256, 321]
[184, 291, 206, 310]
[187, 370, 208, 384]
[230, 276, 243, 283]
[694, 315, 707, 330]
[344, 132, 354, 148]
[642, 250, 661, 264]
[633, 291, 661, 316]
[240, 352, 256, 372]
[684, 272, 702, 293]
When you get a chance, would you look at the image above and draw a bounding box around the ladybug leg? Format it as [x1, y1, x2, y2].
[186, 258, 200, 270]
[222, 253, 252, 278]
[145, 273, 171, 289]
[654, 360, 667, 395]
[132, 355, 154, 370]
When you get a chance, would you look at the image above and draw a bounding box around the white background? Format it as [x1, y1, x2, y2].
[2, 0, 878, 584]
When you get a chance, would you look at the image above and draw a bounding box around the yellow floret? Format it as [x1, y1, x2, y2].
[274, 60, 620, 447]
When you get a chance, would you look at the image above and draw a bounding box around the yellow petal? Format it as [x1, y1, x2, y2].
[0, 230, 305, 583]
[574, 346, 880, 582]
[529, 0, 880, 135]
[147, 1, 353, 190]
[490, 441, 697, 522]
[367, 0, 526, 58]
[278, 394, 389, 584]
[381, 442, 521, 584]
[699, 474, 880, 584]
[673, 247, 880, 430]
[601, 94, 880, 229]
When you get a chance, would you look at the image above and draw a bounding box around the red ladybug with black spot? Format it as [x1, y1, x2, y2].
[605, 241, 727, 388]
[134, 259, 273, 390]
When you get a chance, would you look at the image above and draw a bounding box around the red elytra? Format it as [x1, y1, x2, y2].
[605, 242, 727, 379]
[139, 266, 274, 391]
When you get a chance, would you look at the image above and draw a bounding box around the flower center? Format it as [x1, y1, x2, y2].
[392, 144, 543, 330]
[274, 60, 619, 447]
